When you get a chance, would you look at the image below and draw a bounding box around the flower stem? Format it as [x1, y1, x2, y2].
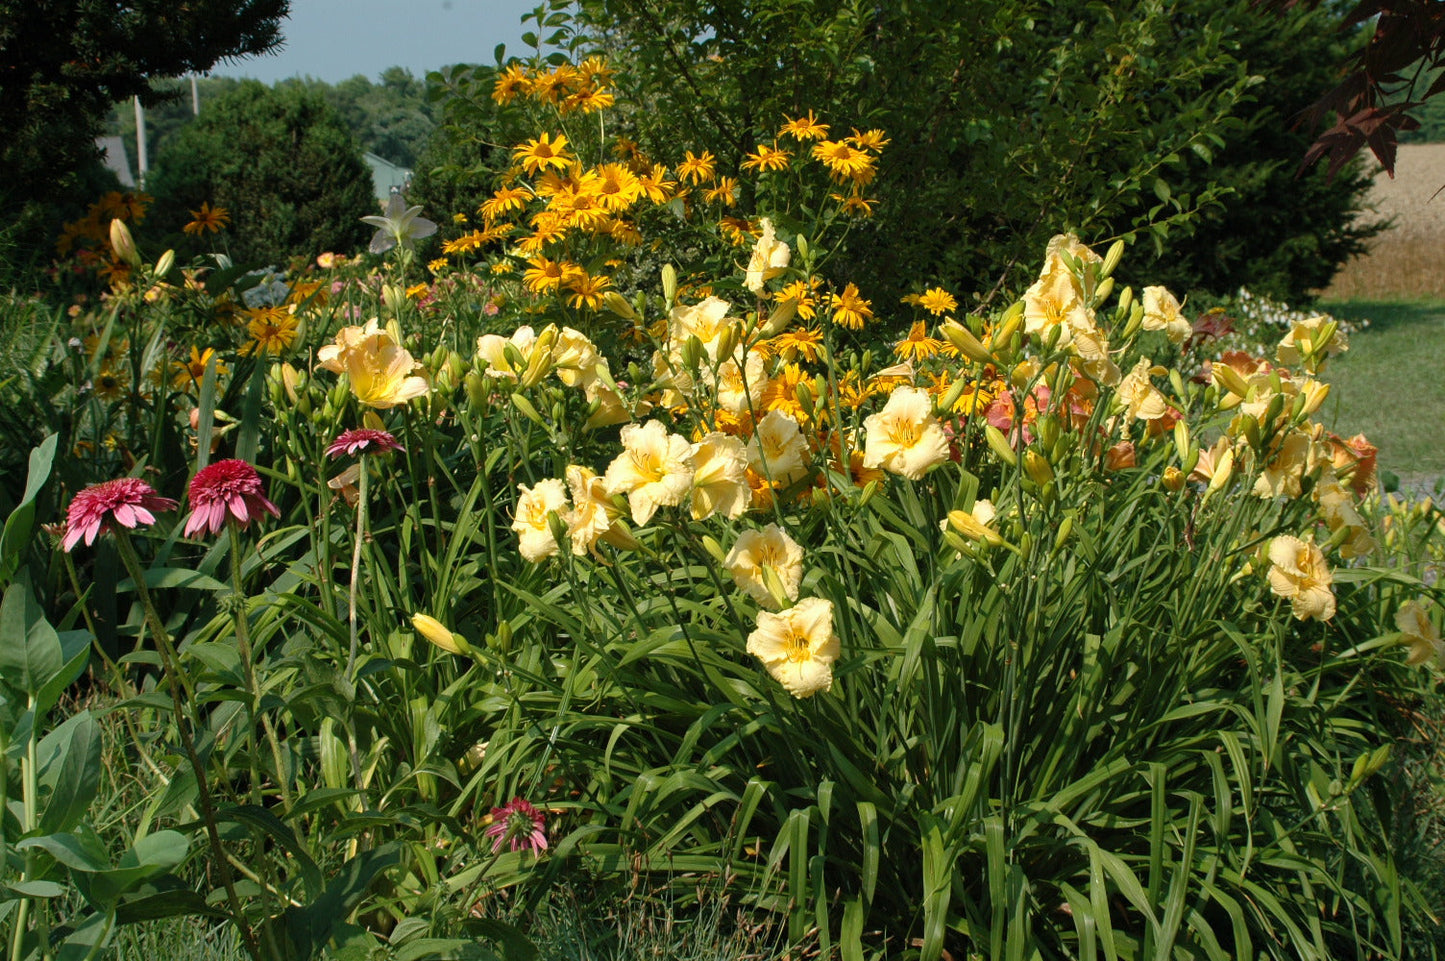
[112, 530, 260, 961]
[347, 458, 370, 678]
[227, 520, 292, 808]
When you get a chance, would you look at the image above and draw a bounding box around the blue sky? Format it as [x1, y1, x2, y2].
[213, 0, 540, 84]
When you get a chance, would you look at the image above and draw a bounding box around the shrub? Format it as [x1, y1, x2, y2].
[147, 81, 375, 266]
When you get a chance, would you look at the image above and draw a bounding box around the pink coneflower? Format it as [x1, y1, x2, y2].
[63, 478, 178, 552]
[484, 797, 548, 855]
[183, 459, 280, 538]
[326, 428, 405, 459]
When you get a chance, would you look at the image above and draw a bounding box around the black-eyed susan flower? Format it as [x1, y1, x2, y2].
[245, 307, 298, 355]
[742, 143, 792, 173]
[513, 133, 574, 175]
[779, 111, 829, 142]
[676, 150, 716, 184]
[183, 202, 230, 235]
[829, 283, 872, 330]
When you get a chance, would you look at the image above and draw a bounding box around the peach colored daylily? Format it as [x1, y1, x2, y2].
[1267, 535, 1335, 622]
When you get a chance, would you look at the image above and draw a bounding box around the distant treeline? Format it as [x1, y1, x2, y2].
[106, 67, 438, 172]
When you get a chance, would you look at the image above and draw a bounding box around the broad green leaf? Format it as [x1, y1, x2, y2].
[0, 579, 63, 696]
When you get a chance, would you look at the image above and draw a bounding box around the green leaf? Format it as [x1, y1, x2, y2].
[115, 568, 227, 592]
[0, 579, 63, 697]
[37, 710, 101, 834]
[0, 433, 57, 583]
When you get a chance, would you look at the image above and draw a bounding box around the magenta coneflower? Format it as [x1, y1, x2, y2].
[326, 428, 405, 459]
[63, 478, 178, 552]
[183, 459, 280, 538]
[484, 797, 548, 855]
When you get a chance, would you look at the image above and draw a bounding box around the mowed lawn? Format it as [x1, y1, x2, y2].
[1317, 300, 1445, 486]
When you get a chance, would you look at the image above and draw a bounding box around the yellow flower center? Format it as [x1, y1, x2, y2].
[784, 628, 811, 663]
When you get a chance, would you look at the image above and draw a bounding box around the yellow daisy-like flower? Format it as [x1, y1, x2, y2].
[513, 133, 574, 175]
[594, 163, 644, 212]
[245, 307, 298, 355]
[565, 271, 612, 311]
[171, 346, 229, 390]
[779, 111, 829, 142]
[832, 192, 877, 217]
[704, 176, 738, 207]
[811, 140, 875, 180]
[916, 286, 957, 316]
[480, 186, 532, 222]
[676, 150, 717, 184]
[847, 128, 891, 151]
[741, 143, 791, 173]
[1267, 535, 1335, 622]
[862, 385, 951, 481]
[441, 230, 489, 256]
[764, 326, 824, 363]
[92, 365, 128, 402]
[183, 202, 230, 236]
[638, 164, 676, 203]
[747, 597, 839, 698]
[894, 321, 946, 362]
[829, 283, 873, 330]
[492, 64, 531, 104]
[523, 257, 583, 295]
[778, 279, 820, 321]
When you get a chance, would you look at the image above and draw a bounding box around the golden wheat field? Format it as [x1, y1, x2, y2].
[1324, 143, 1445, 301]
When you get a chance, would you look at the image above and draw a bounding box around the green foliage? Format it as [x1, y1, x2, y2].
[554, 0, 1373, 308]
[0, 0, 287, 284]
[147, 82, 376, 265]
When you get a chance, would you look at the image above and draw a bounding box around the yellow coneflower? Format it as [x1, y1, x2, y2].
[406, 283, 430, 300]
[513, 133, 574, 175]
[676, 150, 717, 184]
[832, 192, 877, 217]
[183, 202, 230, 236]
[92, 366, 128, 401]
[779, 111, 829, 141]
[847, 128, 891, 151]
[704, 176, 738, 207]
[528, 65, 581, 104]
[812, 140, 874, 181]
[829, 283, 873, 330]
[492, 64, 531, 104]
[917, 286, 958, 316]
[565, 86, 616, 114]
[578, 56, 614, 85]
[245, 307, 299, 355]
[442, 231, 488, 256]
[718, 216, 758, 246]
[428, 257, 449, 274]
[894, 320, 946, 362]
[594, 163, 644, 212]
[742, 143, 792, 173]
[778, 279, 820, 321]
[765, 326, 824, 363]
[637, 163, 676, 204]
[523, 256, 581, 295]
[479, 186, 532, 222]
[490, 261, 515, 276]
[566, 271, 611, 310]
[171, 346, 229, 390]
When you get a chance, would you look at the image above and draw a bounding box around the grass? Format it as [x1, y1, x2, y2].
[1316, 299, 1445, 489]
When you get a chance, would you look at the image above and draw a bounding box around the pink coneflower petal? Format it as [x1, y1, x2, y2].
[326, 428, 405, 459]
[183, 459, 278, 539]
[62, 477, 178, 552]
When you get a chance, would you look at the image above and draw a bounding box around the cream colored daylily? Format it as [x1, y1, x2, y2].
[564, 464, 638, 555]
[1315, 477, 1375, 558]
[862, 386, 951, 480]
[334, 330, 430, 409]
[668, 295, 735, 365]
[746, 597, 839, 698]
[725, 523, 804, 609]
[747, 410, 811, 485]
[512, 478, 569, 563]
[1277, 314, 1347, 371]
[1396, 601, 1443, 667]
[1267, 535, 1335, 622]
[1116, 357, 1170, 422]
[477, 326, 538, 380]
[604, 420, 696, 524]
[1142, 286, 1191, 343]
[690, 433, 751, 520]
[745, 218, 791, 294]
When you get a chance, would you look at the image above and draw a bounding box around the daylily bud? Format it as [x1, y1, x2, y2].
[1212, 364, 1251, 399]
[1093, 276, 1114, 306]
[109, 218, 141, 267]
[1162, 466, 1185, 491]
[662, 263, 678, 306]
[1206, 447, 1235, 498]
[510, 392, 545, 426]
[935, 376, 968, 416]
[1115, 285, 1133, 318]
[154, 249, 175, 277]
[760, 297, 797, 337]
[381, 284, 406, 314]
[942, 320, 993, 364]
[603, 290, 637, 321]
[412, 614, 470, 656]
[1101, 239, 1125, 279]
[985, 425, 1018, 467]
[1024, 449, 1054, 485]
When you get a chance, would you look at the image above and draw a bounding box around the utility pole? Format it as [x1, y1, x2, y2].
[191, 75, 200, 115]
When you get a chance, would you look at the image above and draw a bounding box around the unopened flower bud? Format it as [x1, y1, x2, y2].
[412, 614, 470, 656]
[109, 219, 141, 267]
